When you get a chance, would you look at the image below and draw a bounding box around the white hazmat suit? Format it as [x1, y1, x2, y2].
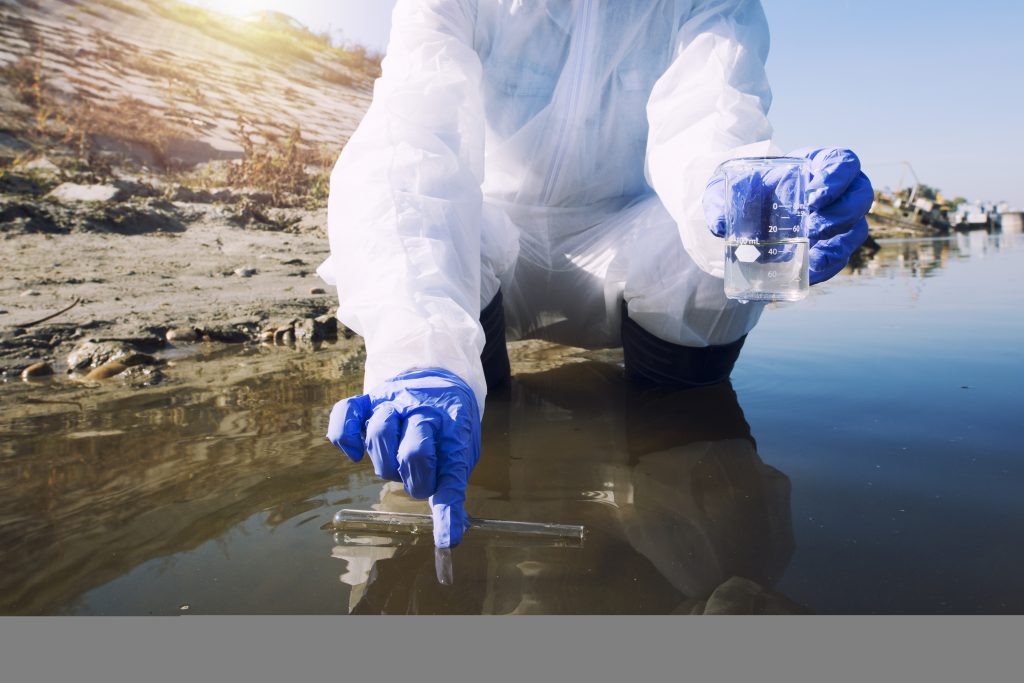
[318, 0, 777, 413]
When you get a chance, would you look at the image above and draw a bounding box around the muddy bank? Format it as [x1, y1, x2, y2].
[0, 228, 343, 378]
[0, 180, 341, 377]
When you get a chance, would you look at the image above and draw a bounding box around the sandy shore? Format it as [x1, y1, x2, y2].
[0, 0, 381, 377]
[1, 200, 338, 375]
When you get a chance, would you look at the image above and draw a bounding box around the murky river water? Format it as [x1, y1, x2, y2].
[2, 228, 1022, 614]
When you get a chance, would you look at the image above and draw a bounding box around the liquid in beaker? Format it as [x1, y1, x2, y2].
[725, 238, 809, 302]
[716, 156, 810, 302]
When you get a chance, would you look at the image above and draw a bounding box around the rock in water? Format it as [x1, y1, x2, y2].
[274, 326, 295, 345]
[119, 353, 158, 367]
[199, 326, 249, 343]
[314, 314, 338, 338]
[702, 577, 809, 615]
[66, 340, 159, 370]
[294, 318, 324, 343]
[123, 365, 164, 386]
[86, 361, 128, 380]
[67, 340, 127, 369]
[21, 362, 54, 380]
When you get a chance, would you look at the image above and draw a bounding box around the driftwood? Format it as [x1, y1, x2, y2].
[20, 298, 81, 328]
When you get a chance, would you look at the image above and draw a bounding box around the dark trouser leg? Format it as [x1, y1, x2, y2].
[480, 290, 511, 390]
[620, 300, 746, 387]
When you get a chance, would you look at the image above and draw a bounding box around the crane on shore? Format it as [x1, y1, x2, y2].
[864, 160, 922, 203]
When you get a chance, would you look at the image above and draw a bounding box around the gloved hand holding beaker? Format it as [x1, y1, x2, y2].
[790, 147, 874, 284]
[326, 368, 481, 548]
[704, 147, 873, 288]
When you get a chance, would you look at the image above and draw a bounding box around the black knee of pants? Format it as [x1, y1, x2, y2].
[621, 300, 746, 387]
[481, 294, 745, 389]
[480, 290, 511, 390]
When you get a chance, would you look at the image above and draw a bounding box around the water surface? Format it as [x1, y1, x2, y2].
[1, 229, 1022, 614]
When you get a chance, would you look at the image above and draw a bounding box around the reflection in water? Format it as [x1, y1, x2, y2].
[337, 363, 802, 614]
[848, 229, 1015, 281]
[0, 343, 800, 615]
[0, 345, 366, 615]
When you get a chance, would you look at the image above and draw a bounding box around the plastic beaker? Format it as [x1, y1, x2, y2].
[716, 156, 810, 302]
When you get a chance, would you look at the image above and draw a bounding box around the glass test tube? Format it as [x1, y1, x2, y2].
[330, 508, 586, 543]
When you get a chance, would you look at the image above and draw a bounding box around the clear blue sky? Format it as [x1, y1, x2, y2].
[196, 0, 1022, 207]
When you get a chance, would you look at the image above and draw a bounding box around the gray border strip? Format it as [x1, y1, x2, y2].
[2, 616, 1023, 683]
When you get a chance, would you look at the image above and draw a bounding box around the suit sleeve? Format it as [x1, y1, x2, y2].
[645, 0, 780, 278]
[317, 0, 489, 413]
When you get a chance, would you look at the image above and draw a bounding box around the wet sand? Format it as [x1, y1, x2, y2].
[1, 206, 336, 374]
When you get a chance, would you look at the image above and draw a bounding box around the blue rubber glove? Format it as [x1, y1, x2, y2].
[326, 368, 481, 548]
[704, 147, 874, 284]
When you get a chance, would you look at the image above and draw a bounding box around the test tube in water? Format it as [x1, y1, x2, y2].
[329, 509, 586, 545]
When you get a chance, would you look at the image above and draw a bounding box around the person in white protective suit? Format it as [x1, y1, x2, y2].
[322, 0, 873, 548]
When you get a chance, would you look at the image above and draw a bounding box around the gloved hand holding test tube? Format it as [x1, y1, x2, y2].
[327, 369, 481, 549]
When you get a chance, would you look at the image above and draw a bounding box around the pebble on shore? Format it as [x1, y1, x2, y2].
[166, 327, 199, 343]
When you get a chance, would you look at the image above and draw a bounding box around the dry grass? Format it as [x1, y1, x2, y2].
[335, 43, 383, 80]
[2, 56, 44, 108]
[2, 53, 187, 172]
[2, 54, 61, 139]
[319, 66, 356, 89]
[2, 50, 334, 195]
[1, 0, 365, 198]
[70, 95, 187, 168]
[226, 122, 333, 206]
